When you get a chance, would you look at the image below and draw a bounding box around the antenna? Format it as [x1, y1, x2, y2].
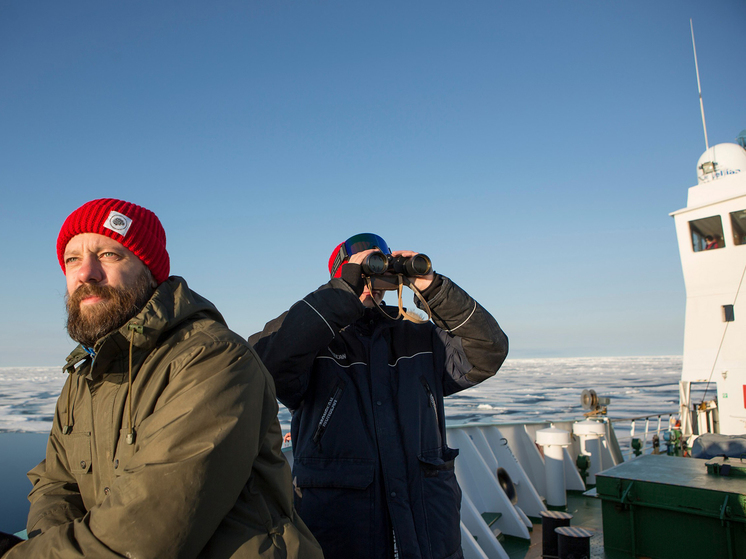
[690, 19, 709, 150]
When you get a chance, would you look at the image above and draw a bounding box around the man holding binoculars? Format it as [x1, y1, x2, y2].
[250, 233, 508, 559]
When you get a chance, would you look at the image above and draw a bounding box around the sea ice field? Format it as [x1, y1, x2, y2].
[0, 355, 688, 434]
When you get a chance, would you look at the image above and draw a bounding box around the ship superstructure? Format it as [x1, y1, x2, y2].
[671, 138, 746, 436]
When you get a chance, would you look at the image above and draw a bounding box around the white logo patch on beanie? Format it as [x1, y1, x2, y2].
[104, 210, 133, 237]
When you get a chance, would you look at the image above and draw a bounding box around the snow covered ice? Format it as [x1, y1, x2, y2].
[0, 356, 684, 434]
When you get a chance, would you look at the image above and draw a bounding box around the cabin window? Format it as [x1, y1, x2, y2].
[689, 215, 725, 252]
[722, 305, 735, 322]
[730, 210, 746, 246]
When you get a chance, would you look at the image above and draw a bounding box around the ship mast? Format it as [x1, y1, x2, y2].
[690, 19, 709, 150]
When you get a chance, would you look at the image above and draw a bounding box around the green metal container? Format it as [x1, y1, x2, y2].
[596, 454, 746, 558]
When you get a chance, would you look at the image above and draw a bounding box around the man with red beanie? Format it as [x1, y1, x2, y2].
[0, 199, 322, 559]
[250, 233, 508, 559]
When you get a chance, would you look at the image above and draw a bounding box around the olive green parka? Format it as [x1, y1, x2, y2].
[6, 277, 323, 559]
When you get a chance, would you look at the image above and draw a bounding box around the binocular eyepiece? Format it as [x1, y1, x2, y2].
[360, 252, 432, 277]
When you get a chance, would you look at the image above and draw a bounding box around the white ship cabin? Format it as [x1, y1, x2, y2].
[671, 139, 746, 438]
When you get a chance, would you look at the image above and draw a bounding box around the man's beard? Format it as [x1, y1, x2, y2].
[66, 271, 155, 348]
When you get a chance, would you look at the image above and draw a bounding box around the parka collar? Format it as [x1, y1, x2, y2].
[352, 305, 401, 336]
[60, 276, 223, 440]
[62, 276, 224, 379]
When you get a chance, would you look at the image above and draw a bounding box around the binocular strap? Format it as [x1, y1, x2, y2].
[364, 276, 432, 324]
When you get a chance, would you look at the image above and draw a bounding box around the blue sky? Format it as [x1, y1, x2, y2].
[1, 1, 745, 366]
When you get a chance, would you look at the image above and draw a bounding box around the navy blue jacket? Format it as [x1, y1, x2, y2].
[250, 274, 508, 559]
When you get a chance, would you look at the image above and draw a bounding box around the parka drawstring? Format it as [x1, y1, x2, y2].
[126, 324, 144, 445]
[62, 377, 74, 434]
[60, 327, 143, 442]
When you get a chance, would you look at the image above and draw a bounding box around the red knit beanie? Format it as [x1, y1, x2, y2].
[57, 198, 170, 284]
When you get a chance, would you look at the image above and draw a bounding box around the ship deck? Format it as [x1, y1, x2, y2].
[501, 491, 606, 559]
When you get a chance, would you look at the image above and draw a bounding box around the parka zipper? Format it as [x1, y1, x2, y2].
[420, 377, 438, 425]
[312, 379, 346, 445]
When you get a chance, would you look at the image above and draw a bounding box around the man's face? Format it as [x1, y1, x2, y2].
[360, 284, 385, 308]
[345, 248, 387, 308]
[64, 233, 155, 347]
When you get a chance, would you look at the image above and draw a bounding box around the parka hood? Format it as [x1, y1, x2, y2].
[64, 276, 224, 370]
[124, 276, 226, 354]
[60, 277, 226, 436]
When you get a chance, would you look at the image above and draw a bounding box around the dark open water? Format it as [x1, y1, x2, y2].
[0, 433, 48, 533]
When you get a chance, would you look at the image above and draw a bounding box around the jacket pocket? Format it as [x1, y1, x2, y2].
[311, 378, 346, 447]
[419, 447, 462, 559]
[68, 432, 92, 475]
[293, 459, 374, 558]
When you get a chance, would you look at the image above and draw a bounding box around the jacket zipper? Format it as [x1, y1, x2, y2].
[312, 379, 346, 445]
[420, 377, 438, 425]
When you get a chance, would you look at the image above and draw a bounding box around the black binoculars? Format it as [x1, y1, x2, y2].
[360, 252, 432, 277]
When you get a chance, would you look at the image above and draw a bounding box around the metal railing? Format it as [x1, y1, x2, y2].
[608, 412, 677, 460]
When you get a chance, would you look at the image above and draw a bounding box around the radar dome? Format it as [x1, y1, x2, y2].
[697, 143, 746, 184]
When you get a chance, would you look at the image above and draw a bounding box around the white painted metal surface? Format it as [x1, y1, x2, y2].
[535, 427, 571, 507]
[670, 141, 746, 436]
[572, 419, 607, 484]
[447, 428, 531, 539]
[478, 425, 546, 517]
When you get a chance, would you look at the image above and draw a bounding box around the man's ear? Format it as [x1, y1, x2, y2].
[146, 268, 158, 289]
